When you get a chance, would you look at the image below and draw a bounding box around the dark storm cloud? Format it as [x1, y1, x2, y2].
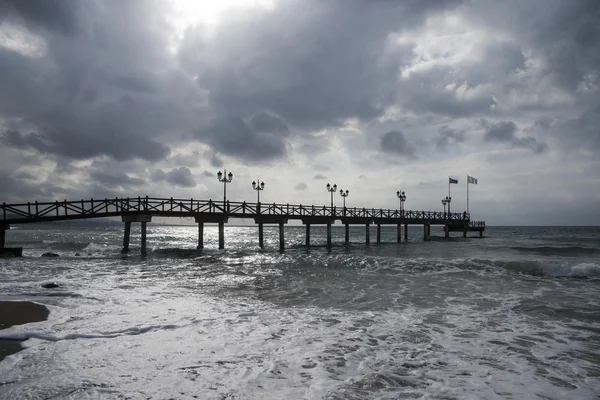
[380, 130, 416, 157]
[180, 0, 463, 131]
[313, 174, 327, 180]
[295, 182, 308, 191]
[483, 120, 547, 153]
[465, 0, 600, 95]
[0, 0, 188, 163]
[0, 0, 82, 34]
[199, 116, 288, 161]
[2, 127, 170, 161]
[436, 126, 466, 150]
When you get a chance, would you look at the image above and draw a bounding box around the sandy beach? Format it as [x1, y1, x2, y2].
[0, 301, 49, 361]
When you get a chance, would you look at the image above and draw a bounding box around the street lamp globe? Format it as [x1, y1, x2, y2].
[217, 171, 223, 180]
[228, 171, 233, 181]
[252, 181, 256, 189]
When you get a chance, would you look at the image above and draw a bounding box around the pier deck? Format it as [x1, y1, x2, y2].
[0, 196, 485, 254]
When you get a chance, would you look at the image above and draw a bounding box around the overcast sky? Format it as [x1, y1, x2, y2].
[0, 0, 599, 225]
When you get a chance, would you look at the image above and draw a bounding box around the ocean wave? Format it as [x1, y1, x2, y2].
[82, 242, 120, 254]
[483, 260, 600, 278]
[509, 245, 600, 256]
[0, 323, 183, 342]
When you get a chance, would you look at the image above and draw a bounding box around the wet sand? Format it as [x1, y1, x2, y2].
[0, 301, 49, 361]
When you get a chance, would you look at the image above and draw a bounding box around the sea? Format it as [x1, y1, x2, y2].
[0, 222, 599, 399]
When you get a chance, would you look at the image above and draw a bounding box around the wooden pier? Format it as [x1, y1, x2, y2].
[0, 196, 485, 254]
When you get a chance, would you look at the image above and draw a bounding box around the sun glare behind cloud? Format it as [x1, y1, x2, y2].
[170, 0, 274, 33]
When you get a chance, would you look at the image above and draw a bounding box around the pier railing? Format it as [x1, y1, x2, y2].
[469, 221, 485, 228]
[1, 196, 472, 224]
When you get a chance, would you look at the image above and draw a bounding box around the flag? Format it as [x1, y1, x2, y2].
[467, 175, 478, 185]
[449, 177, 458, 184]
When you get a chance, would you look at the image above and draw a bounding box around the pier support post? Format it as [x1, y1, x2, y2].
[122, 221, 131, 253]
[141, 221, 147, 255]
[279, 222, 285, 251]
[427, 224, 431, 237]
[480, 230, 483, 237]
[444, 225, 449, 238]
[404, 224, 408, 243]
[327, 223, 332, 248]
[463, 226, 467, 238]
[423, 224, 428, 241]
[306, 224, 310, 246]
[197, 222, 204, 249]
[121, 215, 151, 254]
[365, 224, 370, 244]
[0, 225, 6, 248]
[397, 224, 401, 243]
[345, 224, 349, 243]
[218, 221, 225, 249]
[376, 224, 381, 243]
[258, 223, 264, 249]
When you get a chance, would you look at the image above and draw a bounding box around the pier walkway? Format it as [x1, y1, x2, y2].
[0, 196, 485, 254]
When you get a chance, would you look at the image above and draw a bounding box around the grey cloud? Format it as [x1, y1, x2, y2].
[201, 170, 214, 178]
[152, 167, 196, 187]
[180, 0, 462, 130]
[166, 167, 196, 188]
[151, 169, 167, 181]
[313, 164, 330, 172]
[295, 182, 308, 191]
[380, 130, 416, 157]
[358, 174, 368, 181]
[198, 115, 288, 161]
[90, 170, 145, 188]
[483, 120, 547, 153]
[313, 174, 327, 180]
[436, 126, 466, 150]
[206, 152, 223, 168]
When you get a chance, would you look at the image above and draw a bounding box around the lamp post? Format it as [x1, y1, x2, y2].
[217, 169, 233, 207]
[445, 196, 451, 217]
[339, 189, 349, 208]
[326, 183, 337, 208]
[252, 180, 265, 203]
[442, 198, 448, 218]
[396, 190, 406, 216]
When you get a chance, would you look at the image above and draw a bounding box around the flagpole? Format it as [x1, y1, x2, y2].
[448, 179, 451, 214]
[467, 174, 469, 214]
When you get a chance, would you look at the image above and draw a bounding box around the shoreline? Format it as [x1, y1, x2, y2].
[0, 301, 49, 362]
